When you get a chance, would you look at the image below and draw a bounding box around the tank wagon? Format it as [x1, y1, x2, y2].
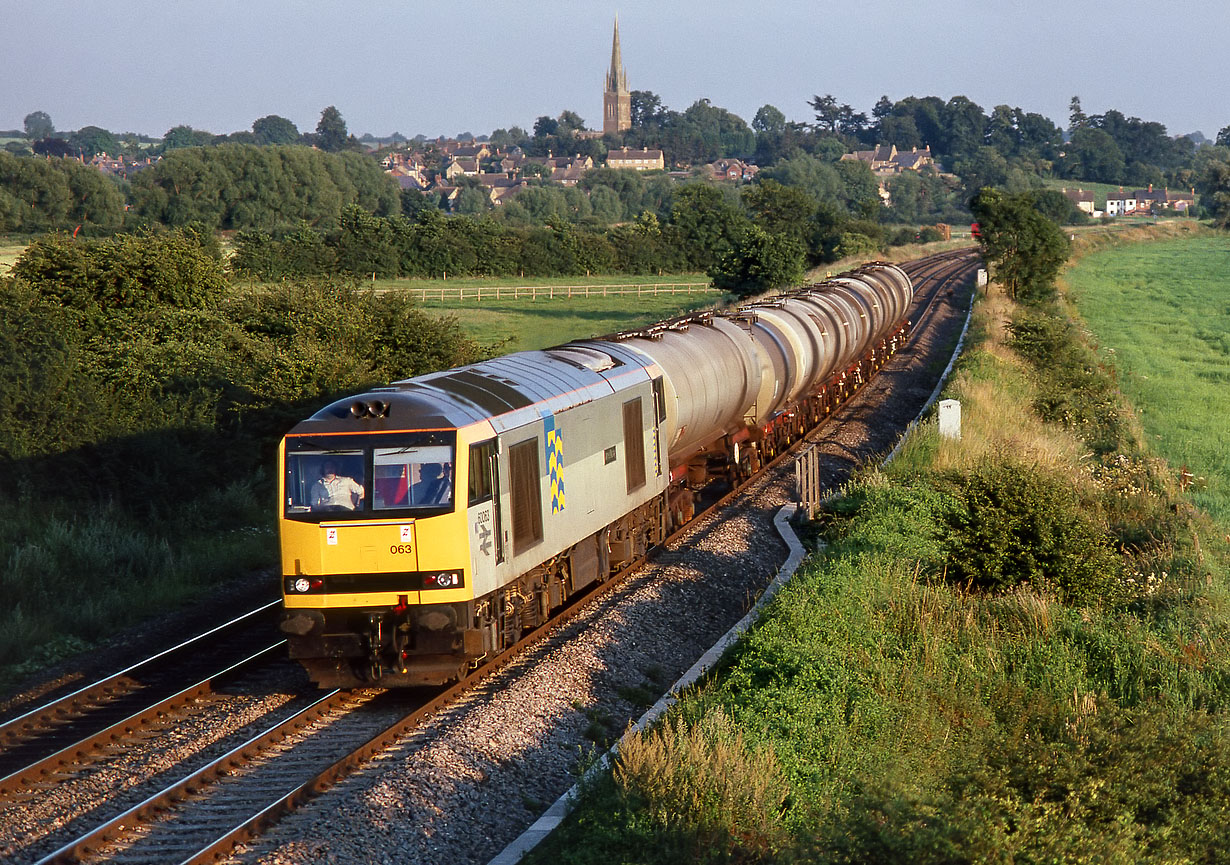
[278, 263, 913, 687]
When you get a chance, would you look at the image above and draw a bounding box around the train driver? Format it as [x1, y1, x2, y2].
[411, 462, 452, 505]
[311, 460, 365, 511]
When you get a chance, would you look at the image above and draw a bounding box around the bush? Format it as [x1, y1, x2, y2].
[942, 458, 1124, 604]
[709, 225, 805, 298]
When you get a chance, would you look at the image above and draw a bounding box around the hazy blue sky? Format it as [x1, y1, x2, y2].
[4, 1, 1228, 140]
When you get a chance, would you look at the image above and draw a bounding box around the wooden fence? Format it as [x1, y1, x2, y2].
[387, 282, 718, 302]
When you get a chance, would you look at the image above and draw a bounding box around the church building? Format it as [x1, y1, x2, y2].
[602, 17, 632, 136]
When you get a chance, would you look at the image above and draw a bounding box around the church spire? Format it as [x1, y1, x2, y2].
[606, 16, 628, 95]
[603, 16, 631, 135]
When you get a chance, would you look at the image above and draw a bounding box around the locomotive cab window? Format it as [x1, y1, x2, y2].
[372, 445, 454, 509]
[284, 449, 365, 514]
[283, 433, 456, 521]
[468, 439, 496, 506]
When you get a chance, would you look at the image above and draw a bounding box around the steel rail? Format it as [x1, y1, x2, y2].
[0, 601, 282, 785]
[0, 641, 286, 799]
[0, 600, 281, 738]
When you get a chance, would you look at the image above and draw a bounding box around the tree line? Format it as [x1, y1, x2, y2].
[1, 229, 487, 512]
[232, 168, 937, 297]
[7, 92, 1230, 247]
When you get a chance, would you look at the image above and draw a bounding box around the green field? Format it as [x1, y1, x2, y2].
[375, 277, 722, 351]
[1064, 235, 1230, 523]
[0, 242, 24, 275]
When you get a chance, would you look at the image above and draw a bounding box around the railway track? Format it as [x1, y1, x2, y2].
[0, 250, 981, 865]
[0, 602, 284, 794]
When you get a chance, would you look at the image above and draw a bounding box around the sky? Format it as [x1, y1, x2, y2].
[4, 0, 1229, 142]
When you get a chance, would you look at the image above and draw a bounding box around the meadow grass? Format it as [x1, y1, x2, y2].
[0, 481, 276, 693]
[1062, 234, 1230, 524]
[410, 290, 723, 352]
[0, 241, 25, 275]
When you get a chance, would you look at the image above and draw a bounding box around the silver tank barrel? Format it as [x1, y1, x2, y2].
[587, 262, 912, 465]
[605, 316, 761, 461]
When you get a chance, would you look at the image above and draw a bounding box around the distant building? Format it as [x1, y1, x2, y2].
[602, 17, 631, 136]
[1105, 188, 1138, 217]
[1061, 187, 1096, 216]
[1133, 184, 1196, 213]
[841, 144, 934, 175]
[606, 146, 664, 171]
[706, 158, 758, 182]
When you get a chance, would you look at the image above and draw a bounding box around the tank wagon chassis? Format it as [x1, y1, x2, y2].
[279, 263, 918, 688]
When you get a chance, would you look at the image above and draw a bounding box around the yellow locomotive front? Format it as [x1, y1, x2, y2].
[277, 384, 506, 687]
[276, 345, 670, 689]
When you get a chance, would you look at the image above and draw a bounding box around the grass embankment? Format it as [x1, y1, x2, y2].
[530, 229, 1230, 863]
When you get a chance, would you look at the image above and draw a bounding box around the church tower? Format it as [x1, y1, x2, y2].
[603, 16, 631, 136]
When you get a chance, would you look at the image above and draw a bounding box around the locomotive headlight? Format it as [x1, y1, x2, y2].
[294, 578, 311, 593]
[424, 571, 460, 589]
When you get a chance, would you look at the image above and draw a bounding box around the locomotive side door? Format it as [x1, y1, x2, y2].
[467, 439, 504, 596]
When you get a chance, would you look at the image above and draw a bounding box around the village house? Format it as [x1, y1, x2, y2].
[708, 158, 758, 182]
[1105, 188, 1139, 217]
[1133, 184, 1196, 214]
[605, 146, 665, 171]
[521, 153, 595, 186]
[85, 152, 158, 179]
[1060, 187, 1097, 216]
[841, 144, 934, 176]
[476, 173, 528, 205]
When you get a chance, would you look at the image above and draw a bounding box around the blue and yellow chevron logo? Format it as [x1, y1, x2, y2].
[545, 415, 565, 513]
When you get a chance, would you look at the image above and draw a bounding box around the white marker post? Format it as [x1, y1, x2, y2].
[938, 399, 961, 440]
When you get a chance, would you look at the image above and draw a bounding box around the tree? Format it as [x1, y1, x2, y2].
[315, 106, 348, 152]
[1194, 146, 1230, 228]
[809, 93, 867, 139]
[1062, 126, 1125, 183]
[1218, 126, 1230, 148]
[163, 125, 214, 150]
[1068, 95, 1087, 133]
[24, 111, 54, 140]
[70, 126, 120, 158]
[630, 91, 665, 128]
[1031, 189, 1083, 225]
[940, 96, 988, 161]
[556, 110, 586, 136]
[752, 104, 786, 135]
[32, 137, 75, 158]
[970, 188, 1070, 302]
[668, 183, 750, 270]
[532, 115, 559, 138]
[742, 179, 817, 247]
[709, 225, 805, 298]
[252, 114, 300, 145]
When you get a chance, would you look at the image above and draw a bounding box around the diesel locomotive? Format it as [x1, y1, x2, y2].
[278, 262, 914, 687]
